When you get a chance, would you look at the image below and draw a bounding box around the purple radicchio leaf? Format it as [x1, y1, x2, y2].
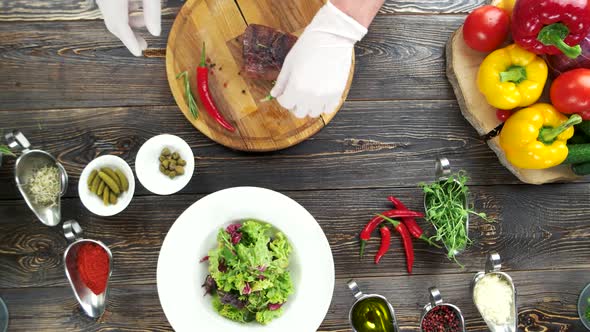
[199, 255, 209, 263]
[257, 265, 267, 272]
[258, 274, 266, 280]
[226, 223, 242, 245]
[201, 275, 217, 296]
[218, 260, 228, 273]
[218, 291, 247, 309]
[226, 223, 242, 234]
[231, 232, 242, 245]
[268, 302, 283, 311]
[242, 282, 252, 295]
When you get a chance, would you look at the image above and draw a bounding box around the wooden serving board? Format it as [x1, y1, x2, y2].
[446, 23, 579, 184]
[166, 0, 353, 152]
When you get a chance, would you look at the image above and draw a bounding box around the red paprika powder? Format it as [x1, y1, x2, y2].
[76, 242, 110, 295]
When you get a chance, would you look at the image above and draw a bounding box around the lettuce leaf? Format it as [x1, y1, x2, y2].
[206, 220, 294, 325]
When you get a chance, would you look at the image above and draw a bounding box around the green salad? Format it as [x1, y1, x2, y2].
[202, 220, 294, 325]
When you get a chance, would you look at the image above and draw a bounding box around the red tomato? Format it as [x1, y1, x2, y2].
[496, 109, 512, 122]
[463, 5, 510, 52]
[550, 68, 590, 120]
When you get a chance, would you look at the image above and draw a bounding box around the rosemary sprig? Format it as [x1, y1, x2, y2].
[421, 171, 493, 266]
[0, 145, 15, 157]
[176, 71, 199, 119]
[259, 95, 274, 103]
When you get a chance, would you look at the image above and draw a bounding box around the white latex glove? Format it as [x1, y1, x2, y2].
[96, 0, 161, 56]
[270, 1, 367, 118]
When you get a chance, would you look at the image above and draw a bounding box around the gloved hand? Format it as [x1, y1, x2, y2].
[270, 1, 367, 118]
[96, 0, 161, 56]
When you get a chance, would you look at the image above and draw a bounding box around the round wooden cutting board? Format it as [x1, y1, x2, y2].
[166, 0, 354, 152]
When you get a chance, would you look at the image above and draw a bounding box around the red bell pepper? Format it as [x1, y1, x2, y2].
[512, 0, 590, 59]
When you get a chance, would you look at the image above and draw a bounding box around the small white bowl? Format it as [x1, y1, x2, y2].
[78, 155, 135, 216]
[135, 134, 194, 196]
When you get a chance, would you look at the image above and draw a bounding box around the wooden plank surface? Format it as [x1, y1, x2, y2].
[1, 269, 586, 331]
[0, 15, 464, 111]
[1, 0, 589, 331]
[0, 100, 548, 201]
[2, 185, 590, 288]
[0, 0, 485, 22]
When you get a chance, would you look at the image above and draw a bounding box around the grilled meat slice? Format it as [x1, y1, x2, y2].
[242, 24, 297, 81]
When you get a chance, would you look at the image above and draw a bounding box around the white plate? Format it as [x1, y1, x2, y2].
[157, 187, 334, 332]
[78, 155, 135, 216]
[135, 134, 194, 196]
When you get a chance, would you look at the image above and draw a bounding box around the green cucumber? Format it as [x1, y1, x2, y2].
[569, 129, 590, 145]
[579, 121, 590, 137]
[572, 162, 590, 176]
[564, 144, 590, 164]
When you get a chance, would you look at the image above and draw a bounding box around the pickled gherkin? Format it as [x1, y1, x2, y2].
[86, 165, 129, 206]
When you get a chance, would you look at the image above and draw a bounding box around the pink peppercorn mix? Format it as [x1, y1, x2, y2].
[421, 305, 462, 332]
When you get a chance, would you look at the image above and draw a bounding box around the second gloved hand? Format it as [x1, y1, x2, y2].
[271, 1, 367, 118]
[96, 0, 161, 57]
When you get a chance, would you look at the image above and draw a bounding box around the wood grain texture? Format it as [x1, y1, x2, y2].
[446, 28, 579, 185]
[380, 0, 485, 14]
[0, 100, 569, 201]
[1, 2, 587, 331]
[0, 15, 463, 111]
[2, 185, 590, 289]
[0, 0, 185, 21]
[166, 0, 353, 151]
[1, 269, 587, 331]
[0, 0, 483, 22]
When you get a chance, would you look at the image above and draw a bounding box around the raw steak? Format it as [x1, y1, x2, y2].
[242, 24, 298, 81]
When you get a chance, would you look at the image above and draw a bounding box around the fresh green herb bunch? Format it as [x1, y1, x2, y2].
[421, 171, 493, 265]
[0, 145, 15, 157]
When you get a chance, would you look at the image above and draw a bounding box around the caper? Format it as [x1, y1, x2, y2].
[162, 159, 170, 168]
[168, 171, 176, 179]
[162, 148, 171, 156]
[169, 160, 176, 170]
[159, 165, 166, 173]
[172, 152, 179, 160]
[164, 169, 171, 175]
[178, 159, 186, 166]
[175, 166, 185, 175]
[159, 155, 165, 162]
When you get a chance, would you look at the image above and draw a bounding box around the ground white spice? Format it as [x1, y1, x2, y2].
[473, 274, 514, 325]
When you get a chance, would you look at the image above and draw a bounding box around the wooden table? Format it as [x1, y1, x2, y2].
[1, 1, 589, 331]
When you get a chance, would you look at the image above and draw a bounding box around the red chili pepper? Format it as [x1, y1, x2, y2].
[387, 196, 441, 248]
[387, 196, 423, 238]
[380, 215, 414, 274]
[359, 209, 424, 258]
[374, 225, 391, 264]
[197, 43, 236, 132]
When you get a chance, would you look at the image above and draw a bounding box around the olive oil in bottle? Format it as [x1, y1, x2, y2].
[351, 297, 395, 332]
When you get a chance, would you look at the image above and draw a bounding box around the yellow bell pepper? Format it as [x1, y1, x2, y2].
[495, 0, 516, 15]
[477, 44, 548, 110]
[499, 103, 582, 169]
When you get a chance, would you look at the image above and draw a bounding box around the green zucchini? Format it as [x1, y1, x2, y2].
[573, 162, 590, 176]
[564, 144, 590, 164]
